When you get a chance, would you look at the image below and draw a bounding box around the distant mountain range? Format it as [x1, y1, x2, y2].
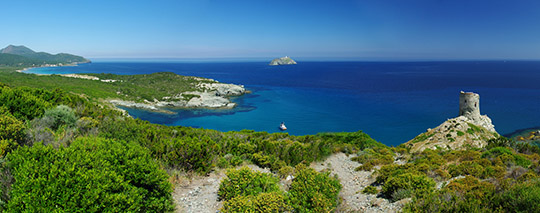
[0, 45, 90, 67]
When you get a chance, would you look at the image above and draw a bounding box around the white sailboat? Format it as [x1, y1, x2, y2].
[279, 122, 287, 131]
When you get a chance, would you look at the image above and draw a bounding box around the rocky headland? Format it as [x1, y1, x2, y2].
[405, 91, 499, 152]
[269, 56, 297, 65]
[108, 79, 246, 113]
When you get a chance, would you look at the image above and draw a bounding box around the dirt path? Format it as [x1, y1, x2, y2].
[173, 153, 406, 212]
[311, 153, 406, 212]
[172, 165, 270, 213]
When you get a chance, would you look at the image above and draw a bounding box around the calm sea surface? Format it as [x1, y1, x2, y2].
[28, 61, 540, 146]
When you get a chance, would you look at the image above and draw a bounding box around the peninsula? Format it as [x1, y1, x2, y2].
[0, 45, 247, 114]
[269, 56, 297, 65]
[405, 91, 498, 152]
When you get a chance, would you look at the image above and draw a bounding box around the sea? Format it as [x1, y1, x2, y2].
[27, 61, 540, 146]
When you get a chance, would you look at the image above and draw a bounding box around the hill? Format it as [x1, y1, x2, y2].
[0, 53, 42, 66]
[0, 45, 90, 67]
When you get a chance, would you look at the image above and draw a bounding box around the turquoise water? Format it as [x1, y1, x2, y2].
[28, 61, 540, 146]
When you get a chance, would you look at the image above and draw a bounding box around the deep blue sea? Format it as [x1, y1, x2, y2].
[28, 61, 540, 146]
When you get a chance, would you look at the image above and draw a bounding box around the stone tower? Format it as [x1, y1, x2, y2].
[459, 91, 480, 118]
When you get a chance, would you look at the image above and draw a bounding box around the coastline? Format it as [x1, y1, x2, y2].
[16, 61, 89, 74]
[16, 62, 249, 115]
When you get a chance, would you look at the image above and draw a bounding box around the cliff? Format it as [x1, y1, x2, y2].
[269, 56, 297, 65]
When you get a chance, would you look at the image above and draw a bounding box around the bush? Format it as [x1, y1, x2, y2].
[0, 109, 25, 156]
[492, 179, 540, 211]
[218, 167, 280, 201]
[482, 147, 532, 168]
[362, 186, 378, 194]
[42, 105, 78, 130]
[381, 173, 435, 200]
[278, 165, 294, 178]
[0, 86, 52, 121]
[352, 147, 394, 169]
[391, 188, 412, 202]
[5, 137, 174, 212]
[288, 167, 342, 212]
[221, 192, 290, 212]
[165, 135, 220, 174]
[0, 108, 25, 144]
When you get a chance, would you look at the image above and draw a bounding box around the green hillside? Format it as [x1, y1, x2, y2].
[0, 53, 42, 67]
[0, 45, 90, 67]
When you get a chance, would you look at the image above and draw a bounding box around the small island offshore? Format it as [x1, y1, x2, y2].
[269, 56, 297, 65]
[2, 46, 540, 212]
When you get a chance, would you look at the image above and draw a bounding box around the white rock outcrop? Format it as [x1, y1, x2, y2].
[109, 81, 246, 113]
[405, 91, 498, 152]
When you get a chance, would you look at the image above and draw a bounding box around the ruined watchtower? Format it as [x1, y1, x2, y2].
[459, 91, 480, 118]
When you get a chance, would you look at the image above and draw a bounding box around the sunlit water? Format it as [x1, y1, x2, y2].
[28, 61, 540, 146]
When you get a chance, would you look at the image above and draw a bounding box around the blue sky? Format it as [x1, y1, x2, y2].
[2, 0, 540, 60]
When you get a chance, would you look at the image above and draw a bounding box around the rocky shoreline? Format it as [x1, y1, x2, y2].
[109, 81, 247, 114]
[19, 64, 248, 114]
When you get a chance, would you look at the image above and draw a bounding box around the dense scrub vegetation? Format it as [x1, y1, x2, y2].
[0, 67, 222, 104]
[0, 78, 380, 211]
[354, 136, 540, 212]
[219, 166, 342, 212]
[3, 66, 540, 212]
[6, 137, 174, 212]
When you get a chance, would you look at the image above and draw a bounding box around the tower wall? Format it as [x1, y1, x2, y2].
[459, 91, 480, 117]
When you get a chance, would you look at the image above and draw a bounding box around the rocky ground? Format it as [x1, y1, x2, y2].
[110, 81, 246, 113]
[173, 153, 407, 213]
[173, 165, 271, 213]
[311, 153, 407, 212]
[404, 115, 498, 153]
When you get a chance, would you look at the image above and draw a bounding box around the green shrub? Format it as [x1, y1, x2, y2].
[221, 192, 290, 213]
[0, 86, 52, 121]
[492, 179, 540, 211]
[5, 137, 174, 212]
[42, 105, 78, 130]
[391, 188, 412, 202]
[278, 165, 294, 178]
[404, 191, 492, 212]
[0, 109, 25, 156]
[288, 167, 342, 212]
[165, 135, 220, 174]
[482, 147, 532, 168]
[218, 167, 280, 201]
[230, 155, 243, 166]
[382, 173, 435, 200]
[376, 164, 419, 184]
[362, 186, 378, 194]
[352, 147, 394, 169]
[445, 176, 494, 201]
[404, 176, 495, 212]
[217, 156, 230, 168]
[0, 108, 25, 143]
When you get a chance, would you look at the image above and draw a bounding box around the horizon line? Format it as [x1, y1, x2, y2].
[89, 57, 540, 63]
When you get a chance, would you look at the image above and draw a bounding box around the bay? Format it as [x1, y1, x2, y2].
[28, 61, 540, 146]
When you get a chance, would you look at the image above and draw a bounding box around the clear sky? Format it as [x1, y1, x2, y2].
[2, 0, 540, 60]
